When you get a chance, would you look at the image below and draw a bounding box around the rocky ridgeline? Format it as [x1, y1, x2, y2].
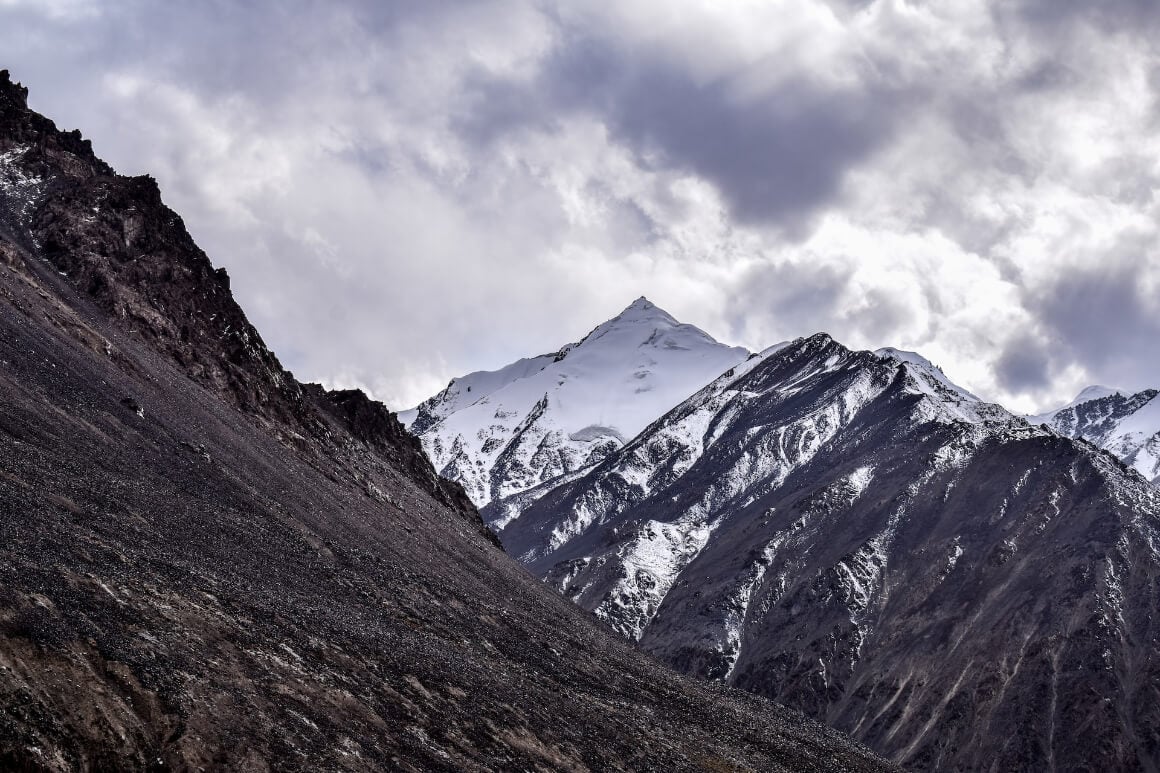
[0, 68, 487, 544]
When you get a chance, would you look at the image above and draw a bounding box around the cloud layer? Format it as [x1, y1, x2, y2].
[2, 0, 1158, 413]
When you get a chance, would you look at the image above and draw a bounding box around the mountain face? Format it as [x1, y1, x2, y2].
[482, 333, 1160, 770]
[400, 297, 749, 508]
[1032, 386, 1160, 485]
[0, 71, 893, 772]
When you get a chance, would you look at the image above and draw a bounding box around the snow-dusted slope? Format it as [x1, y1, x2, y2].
[488, 332, 1160, 771]
[875, 347, 1011, 424]
[1032, 386, 1160, 484]
[495, 334, 1034, 569]
[400, 298, 749, 507]
[0, 146, 45, 223]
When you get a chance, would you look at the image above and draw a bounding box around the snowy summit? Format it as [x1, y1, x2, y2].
[399, 298, 749, 506]
[1032, 385, 1160, 485]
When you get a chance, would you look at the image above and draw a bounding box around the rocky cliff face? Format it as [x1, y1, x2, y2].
[0, 70, 891, 772]
[488, 333, 1160, 770]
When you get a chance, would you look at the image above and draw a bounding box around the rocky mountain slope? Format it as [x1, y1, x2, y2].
[400, 297, 748, 508]
[483, 333, 1160, 770]
[1032, 386, 1160, 485]
[0, 70, 893, 772]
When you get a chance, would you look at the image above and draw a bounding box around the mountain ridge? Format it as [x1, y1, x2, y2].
[469, 325, 1160, 770]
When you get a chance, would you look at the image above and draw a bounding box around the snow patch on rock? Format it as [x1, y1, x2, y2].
[596, 513, 716, 641]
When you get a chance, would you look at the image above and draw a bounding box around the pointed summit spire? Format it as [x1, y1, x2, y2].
[610, 295, 677, 326]
[0, 70, 111, 174]
[0, 69, 29, 105]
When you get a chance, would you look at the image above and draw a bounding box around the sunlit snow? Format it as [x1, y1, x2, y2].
[402, 297, 749, 506]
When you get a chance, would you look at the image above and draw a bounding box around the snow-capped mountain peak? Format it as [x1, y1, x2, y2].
[402, 298, 750, 506]
[598, 295, 677, 326]
[875, 347, 978, 399]
[1071, 384, 1129, 405]
[874, 346, 1011, 424]
[1033, 385, 1160, 484]
[571, 296, 724, 358]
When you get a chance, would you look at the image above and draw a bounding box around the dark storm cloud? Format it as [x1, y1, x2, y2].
[1013, 0, 1160, 34]
[1031, 257, 1160, 390]
[456, 24, 906, 232]
[728, 260, 852, 338]
[996, 333, 1056, 393]
[727, 254, 922, 353]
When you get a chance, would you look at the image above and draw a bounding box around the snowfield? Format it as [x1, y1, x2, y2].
[400, 297, 749, 506]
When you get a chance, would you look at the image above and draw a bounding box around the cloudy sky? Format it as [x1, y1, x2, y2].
[2, 0, 1158, 413]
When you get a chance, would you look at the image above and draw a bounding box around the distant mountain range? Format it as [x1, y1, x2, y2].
[405, 301, 1160, 770]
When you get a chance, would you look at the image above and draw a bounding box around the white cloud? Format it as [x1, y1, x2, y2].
[0, 0, 97, 20]
[1, 0, 1157, 414]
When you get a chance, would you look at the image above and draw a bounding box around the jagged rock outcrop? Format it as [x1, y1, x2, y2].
[0, 70, 893, 771]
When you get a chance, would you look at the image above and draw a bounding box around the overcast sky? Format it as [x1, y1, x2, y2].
[2, 0, 1158, 413]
